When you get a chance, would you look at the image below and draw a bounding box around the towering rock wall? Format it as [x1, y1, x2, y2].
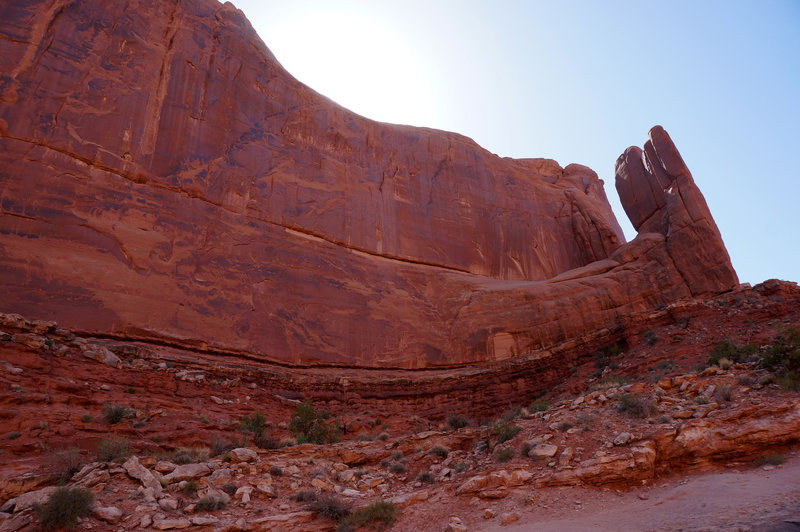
[0, 0, 737, 368]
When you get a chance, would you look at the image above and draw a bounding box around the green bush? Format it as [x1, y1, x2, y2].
[495, 447, 514, 463]
[762, 327, 800, 389]
[494, 422, 521, 443]
[239, 411, 266, 438]
[195, 494, 226, 511]
[102, 404, 133, 425]
[617, 393, 654, 419]
[48, 447, 84, 484]
[528, 399, 550, 412]
[447, 415, 470, 430]
[555, 421, 573, 432]
[97, 437, 130, 462]
[388, 462, 407, 474]
[172, 447, 210, 464]
[309, 493, 352, 520]
[417, 471, 434, 484]
[429, 445, 449, 459]
[181, 480, 198, 496]
[291, 490, 318, 503]
[338, 500, 396, 531]
[289, 400, 340, 444]
[708, 340, 757, 366]
[34, 486, 93, 531]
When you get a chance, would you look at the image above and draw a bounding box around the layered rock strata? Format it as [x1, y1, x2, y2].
[0, 0, 737, 368]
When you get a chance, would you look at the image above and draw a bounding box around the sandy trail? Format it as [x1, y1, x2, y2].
[481, 456, 800, 531]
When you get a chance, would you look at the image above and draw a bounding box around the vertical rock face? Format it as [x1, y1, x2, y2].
[0, 0, 738, 368]
[615, 126, 739, 295]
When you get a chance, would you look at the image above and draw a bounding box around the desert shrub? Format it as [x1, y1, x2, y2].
[555, 420, 574, 432]
[754, 453, 785, 467]
[520, 441, 533, 456]
[269, 466, 283, 476]
[172, 447, 210, 464]
[776, 371, 800, 391]
[594, 342, 624, 371]
[289, 400, 340, 444]
[377, 432, 389, 441]
[34, 486, 93, 531]
[654, 359, 674, 372]
[758, 373, 776, 386]
[495, 447, 514, 463]
[338, 500, 396, 532]
[762, 327, 800, 390]
[694, 395, 710, 405]
[291, 490, 317, 502]
[494, 422, 522, 443]
[454, 461, 468, 474]
[48, 447, 84, 484]
[102, 404, 133, 425]
[239, 411, 266, 438]
[181, 480, 198, 496]
[617, 393, 654, 418]
[763, 327, 800, 370]
[642, 330, 658, 346]
[708, 340, 758, 367]
[210, 437, 240, 457]
[592, 375, 630, 390]
[417, 471, 434, 484]
[714, 385, 734, 402]
[529, 399, 550, 412]
[80, 414, 92, 423]
[6, 431, 20, 440]
[253, 435, 279, 449]
[429, 445, 449, 459]
[447, 415, 470, 430]
[195, 494, 226, 511]
[221, 483, 237, 496]
[736, 374, 756, 386]
[718, 358, 734, 370]
[97, 437, 130, 462]
[309, 493, 352, 520]
[388, 462, 407, 474]
[391, 450, 403, 460]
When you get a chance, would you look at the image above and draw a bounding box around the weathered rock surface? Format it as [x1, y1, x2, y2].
[0, 0, 737, 369]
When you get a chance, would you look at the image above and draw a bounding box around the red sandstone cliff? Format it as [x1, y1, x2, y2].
[0, 0, 737, 368]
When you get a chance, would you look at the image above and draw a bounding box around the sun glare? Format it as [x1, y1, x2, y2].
[259, 7, 437, 127]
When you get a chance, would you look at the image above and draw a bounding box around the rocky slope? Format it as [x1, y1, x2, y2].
[0, 280, 798, 531]
[1, 0, 796, 530]
[0, 0, 736, 368]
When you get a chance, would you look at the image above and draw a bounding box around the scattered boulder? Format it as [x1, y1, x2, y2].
[91, 505, 123, 523]
[162, 463, 211, 484]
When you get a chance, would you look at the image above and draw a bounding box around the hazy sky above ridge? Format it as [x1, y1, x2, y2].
[231, 0, 800, 285]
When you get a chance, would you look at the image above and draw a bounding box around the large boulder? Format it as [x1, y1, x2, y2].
[0, 0, 737, 371]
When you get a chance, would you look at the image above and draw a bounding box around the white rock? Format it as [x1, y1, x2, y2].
[528, 444, 558, 458]
[124, 456, 164, 495]
[162, 462, 211, 483]
[92, 506, 123, 523]
[613, 432, 633, 446]
[228, 447, 258, 463]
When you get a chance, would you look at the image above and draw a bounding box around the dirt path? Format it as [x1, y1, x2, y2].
[480, 455, 800, 531]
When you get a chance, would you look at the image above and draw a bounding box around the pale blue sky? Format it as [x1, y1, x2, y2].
[232, 0, 800, 285]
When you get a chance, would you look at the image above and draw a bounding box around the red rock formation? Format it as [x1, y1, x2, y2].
[0, 0, 737, 368]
